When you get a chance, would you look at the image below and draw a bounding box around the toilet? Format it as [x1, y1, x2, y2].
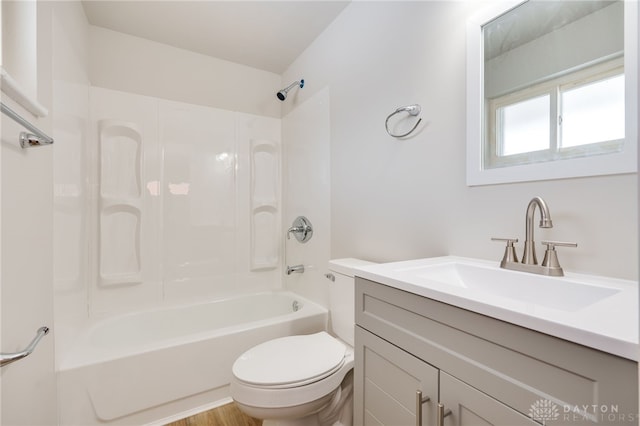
[230, 258, 374, 426]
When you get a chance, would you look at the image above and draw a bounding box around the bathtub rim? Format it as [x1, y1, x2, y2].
[57, 290, 328, 371]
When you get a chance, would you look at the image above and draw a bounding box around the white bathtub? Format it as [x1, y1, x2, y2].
[57, 291, 328, 425]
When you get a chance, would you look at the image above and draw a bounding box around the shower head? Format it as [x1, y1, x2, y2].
[277, 79, 304, 101]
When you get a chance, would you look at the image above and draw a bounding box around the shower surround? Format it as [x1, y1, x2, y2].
[91, 87, 280, 314]
[53, 85, 295, 423]
[54, 84, 284, 355]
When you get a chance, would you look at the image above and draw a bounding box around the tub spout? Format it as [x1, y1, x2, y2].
[286, 264, 305, 275]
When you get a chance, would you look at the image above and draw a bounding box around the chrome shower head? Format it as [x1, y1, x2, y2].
[277, 79, 304, 101]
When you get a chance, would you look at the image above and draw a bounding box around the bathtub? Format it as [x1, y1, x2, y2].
[57, 291, 328, 425]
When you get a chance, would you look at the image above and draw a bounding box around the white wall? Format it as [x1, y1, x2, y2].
[1, 1, 57, 424]
[89, 26, 282, 119]
[283, 1, 637, 281]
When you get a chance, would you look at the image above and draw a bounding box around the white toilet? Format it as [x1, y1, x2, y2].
[230, 258, 374, 426]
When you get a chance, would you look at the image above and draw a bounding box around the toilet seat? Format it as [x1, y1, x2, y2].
[232, 332, 346, 388]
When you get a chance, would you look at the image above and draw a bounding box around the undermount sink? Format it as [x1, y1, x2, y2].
[406, 261, 620, 312]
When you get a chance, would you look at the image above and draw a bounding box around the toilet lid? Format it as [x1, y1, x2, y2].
[232, 332, 346, 388]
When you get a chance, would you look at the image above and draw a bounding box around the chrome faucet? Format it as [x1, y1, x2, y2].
[287, 216, 313, 243]
[286, 264, 305, 275]
[492, 197, 576, 276]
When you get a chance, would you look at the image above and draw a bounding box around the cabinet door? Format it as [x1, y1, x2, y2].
[439, 372, 540, 426]
[355, 327, 439, 426]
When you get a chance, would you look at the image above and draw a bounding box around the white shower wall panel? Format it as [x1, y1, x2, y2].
[250, 140, 280, 271]
[160, 102, 237, 288]
[229, 112, 283, 293]
[89, 87, 282, 317]
[90, 88, 161, 316]
[53, 79, 92, 362]
[99, 120, 143, 286]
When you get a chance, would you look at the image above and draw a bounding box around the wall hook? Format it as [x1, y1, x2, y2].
[385, 104, 422, 138]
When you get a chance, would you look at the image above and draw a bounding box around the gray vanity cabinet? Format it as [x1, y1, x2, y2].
[354, 277, 638, 426]
[355, 326, 537, 426]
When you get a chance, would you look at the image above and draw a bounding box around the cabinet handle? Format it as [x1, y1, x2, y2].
[416, 390, 431, 426]
[437, 403, 452, 426]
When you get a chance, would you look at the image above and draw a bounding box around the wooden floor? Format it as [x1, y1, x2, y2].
[165, 402, 262, 426]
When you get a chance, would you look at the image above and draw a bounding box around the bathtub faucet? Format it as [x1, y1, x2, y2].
[286, 264, 305, 275]
[287, 216, 313, 243]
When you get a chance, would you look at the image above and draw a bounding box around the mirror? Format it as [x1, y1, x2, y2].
[466, 0, 638, 186]
[484, 1, 622, 103]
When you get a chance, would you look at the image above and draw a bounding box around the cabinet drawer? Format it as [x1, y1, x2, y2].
[356, 277, 637, 425]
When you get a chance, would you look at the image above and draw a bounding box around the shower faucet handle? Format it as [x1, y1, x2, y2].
[287, 216, 313, 243]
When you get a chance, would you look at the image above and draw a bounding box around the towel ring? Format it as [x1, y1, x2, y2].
[385, 104, 422, 138]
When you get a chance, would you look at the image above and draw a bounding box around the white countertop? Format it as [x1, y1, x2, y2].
[356, 256, 639, 361]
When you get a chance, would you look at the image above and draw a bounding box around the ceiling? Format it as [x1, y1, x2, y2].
[82, 1, 351, 75]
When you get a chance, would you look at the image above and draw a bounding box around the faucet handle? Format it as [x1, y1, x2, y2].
[491, 237, 518, 245]
[491, 237, 519, 266]
[541, 240, 577, 270]
[541, 240, 577, 249]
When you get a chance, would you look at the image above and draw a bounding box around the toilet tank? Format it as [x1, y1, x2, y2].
[327, 258, 376, 346]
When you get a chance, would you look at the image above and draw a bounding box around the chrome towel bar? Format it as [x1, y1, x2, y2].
[1, 101, 54, 148]
[1, 326, 50, 367]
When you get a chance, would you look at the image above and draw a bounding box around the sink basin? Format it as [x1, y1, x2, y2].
[405, 261, 619, 312]
[356, 256, 637, 360]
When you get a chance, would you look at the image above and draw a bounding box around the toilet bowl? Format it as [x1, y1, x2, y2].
[231, 332, 354, 425]
[230, 258, 374, 426]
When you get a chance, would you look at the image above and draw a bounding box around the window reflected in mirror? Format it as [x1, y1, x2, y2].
[487, 59, 624, 168]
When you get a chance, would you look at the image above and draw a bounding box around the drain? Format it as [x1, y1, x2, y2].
[292, 300, 300, 312]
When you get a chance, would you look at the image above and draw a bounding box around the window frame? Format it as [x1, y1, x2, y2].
[466, 0, 638, 187]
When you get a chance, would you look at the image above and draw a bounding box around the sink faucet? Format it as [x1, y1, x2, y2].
[492, 197, 576, 276]
[521, 196, 553, 265]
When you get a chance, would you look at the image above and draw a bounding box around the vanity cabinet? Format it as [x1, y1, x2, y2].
[354, 277, 638, 426]
[355, 327, 537, 426]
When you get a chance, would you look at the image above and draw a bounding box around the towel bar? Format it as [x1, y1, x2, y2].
[1, 326, 50, 367]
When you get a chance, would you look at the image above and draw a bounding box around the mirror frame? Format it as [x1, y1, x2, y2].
[466, 0, 638, 186]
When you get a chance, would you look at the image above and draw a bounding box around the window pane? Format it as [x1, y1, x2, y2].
[498, 95, 550, 156]
[561, 74, 624, 148]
